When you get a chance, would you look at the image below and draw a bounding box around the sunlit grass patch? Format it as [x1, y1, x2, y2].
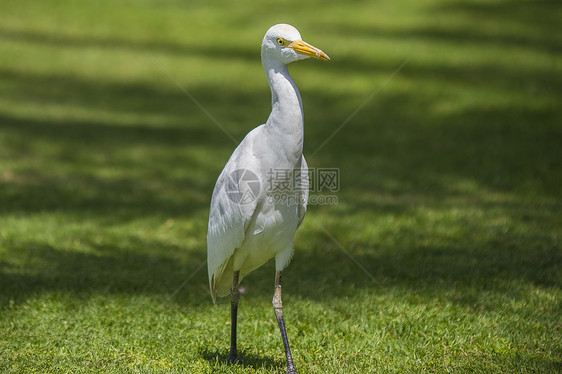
[0, 0, 560, 372]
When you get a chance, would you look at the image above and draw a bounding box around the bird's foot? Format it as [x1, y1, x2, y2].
[286, 366, 298, 374]
[227, 353, 238, 365]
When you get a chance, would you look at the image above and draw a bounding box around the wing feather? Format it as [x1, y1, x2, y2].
[297, 155, 309, 228]
[207, 127, 263, 302]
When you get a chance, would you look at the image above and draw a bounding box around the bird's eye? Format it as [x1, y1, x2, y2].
[276, 38, 284, 46]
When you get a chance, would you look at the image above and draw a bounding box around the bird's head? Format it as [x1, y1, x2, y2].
[261, 24, 330, 66]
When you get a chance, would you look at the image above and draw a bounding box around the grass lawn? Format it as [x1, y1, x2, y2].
[0, 0, 560, 372]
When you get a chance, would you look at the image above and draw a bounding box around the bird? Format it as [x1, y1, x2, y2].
[206, 24, 329, 373]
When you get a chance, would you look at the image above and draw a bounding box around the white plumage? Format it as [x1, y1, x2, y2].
[206, 24, 329, 372]
[207, 24, 328, 301]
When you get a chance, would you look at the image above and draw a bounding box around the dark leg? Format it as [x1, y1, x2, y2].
[228, 270, 240, 364]
[273, 270, 298, 374]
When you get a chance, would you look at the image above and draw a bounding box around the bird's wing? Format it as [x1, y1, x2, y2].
[297, 155, 309, 228]
[207, 127, 263, 302]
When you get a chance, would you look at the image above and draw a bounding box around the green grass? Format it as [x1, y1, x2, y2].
[0, 0, 560, 372]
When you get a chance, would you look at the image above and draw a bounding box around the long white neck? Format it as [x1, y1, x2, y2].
[262, 57, 304, 165]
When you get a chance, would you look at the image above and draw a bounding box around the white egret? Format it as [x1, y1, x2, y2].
[207, 24, 329, 373]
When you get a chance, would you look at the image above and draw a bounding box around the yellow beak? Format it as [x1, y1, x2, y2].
[287, 40, 330, 61]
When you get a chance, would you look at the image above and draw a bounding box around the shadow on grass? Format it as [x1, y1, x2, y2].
[0, 239, 210, 307]
[0, 27, 258, 62]
[199, 347, 284, 372]
[326, 0, 560, 55]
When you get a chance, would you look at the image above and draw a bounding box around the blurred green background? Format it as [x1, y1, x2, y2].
[0, 0, 560, 373]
